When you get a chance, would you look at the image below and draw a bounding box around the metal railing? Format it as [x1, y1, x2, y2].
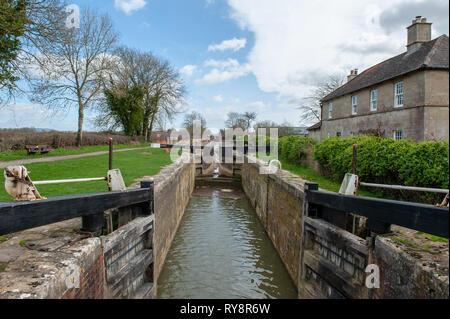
[359, 182, 449, 194]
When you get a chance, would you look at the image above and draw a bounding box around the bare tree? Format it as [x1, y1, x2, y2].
[242, 111, 257, 130]
[23, 7, 118, 146]
[183, 111, 206, 137]
[99, 47, 185, 141]
[225, 112, 248, 130]
[297, 74, 345, 124]
[154, 112, 170, 132]
[145, 60, 185, 141]
[254, 120, 278, 130]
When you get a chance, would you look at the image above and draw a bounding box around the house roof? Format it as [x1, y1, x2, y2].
[307, 122, 322, 131]
[321, 35, 449, 102]
[291, 126, 309, 135]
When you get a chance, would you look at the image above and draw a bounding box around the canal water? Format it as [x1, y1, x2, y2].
[157, 185, 298, 299]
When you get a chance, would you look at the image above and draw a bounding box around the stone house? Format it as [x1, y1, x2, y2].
[306, 122, 321, 140]
[309, 17, 449, 142]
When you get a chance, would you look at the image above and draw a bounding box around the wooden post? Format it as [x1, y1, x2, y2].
[298, 182, 319, 298]
[82, 213, 104, 236]
[109, 138, 113, 170]
[140, 180, 154, 216]
[367, 219, 391, 235]
[352, 144, 358, 175]
[304, 182, 319, 217]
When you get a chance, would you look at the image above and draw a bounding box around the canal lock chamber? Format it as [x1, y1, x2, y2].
[156, 165, 298, 299]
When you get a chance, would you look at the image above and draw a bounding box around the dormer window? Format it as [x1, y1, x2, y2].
[394, 82, 404, 107]
[328, 103, 332, 119]
[352, 96, 358, 115]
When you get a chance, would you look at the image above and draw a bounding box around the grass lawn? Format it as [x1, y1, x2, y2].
[279, 160, 385, 199]
[0, 143, 150, 162]
[0, 148, 171, 202]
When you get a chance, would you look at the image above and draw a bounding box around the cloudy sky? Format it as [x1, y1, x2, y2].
[1, 0, 448, 131]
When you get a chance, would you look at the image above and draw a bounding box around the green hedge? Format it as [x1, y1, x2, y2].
[278, 136, 318, 164]
[313, 135, 449, 190]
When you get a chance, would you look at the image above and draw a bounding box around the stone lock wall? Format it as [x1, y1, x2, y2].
[62, 245, 105, 299]
[241, 158, 305, 286]
[152, 159, 196, 289]
[0, 219, 105, 299]
[241, 157, 449, 299]
[370, 237, 449, 299]
[0, 159, 195, 299]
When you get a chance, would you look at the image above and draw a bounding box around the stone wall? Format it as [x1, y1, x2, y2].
[62, 244, 105, 299]
[241, 158, 306, 286]
[0, 218, 105, 299]
[370, 237, 449, 299]
[322, 105, 426, 141]
[152, 159, 196, 289]
[241, 157, 449, 299]
[320, 69, 449, 141]
[0, 159, 195, 299]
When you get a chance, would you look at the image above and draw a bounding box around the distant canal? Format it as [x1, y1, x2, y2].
[157, 185, 298, 299]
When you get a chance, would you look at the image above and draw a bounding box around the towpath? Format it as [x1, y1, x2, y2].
[0, 147, 151, 168]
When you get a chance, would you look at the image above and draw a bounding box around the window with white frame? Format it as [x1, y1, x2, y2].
[336, 131, 342, 137]
[394, 82, 404, 107]
[393, 130, 403, 140]
[328, 103, 332, 119]
[370, 89, 378, 111]
[352, 96, 358, 115]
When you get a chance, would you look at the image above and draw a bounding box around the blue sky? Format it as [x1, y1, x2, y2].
[1, 0, 448, 131]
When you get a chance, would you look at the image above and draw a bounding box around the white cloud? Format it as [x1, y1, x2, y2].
[114, 0, 147, 15]
[208, 38, 247, 52]
[180, 65, 197, 77]
[248, 101, 267, 111]
[226, 0, 440, 100]
[212, 95, 223, 102]
[196, 58, 251, 85]
[204, 58, 238, 68]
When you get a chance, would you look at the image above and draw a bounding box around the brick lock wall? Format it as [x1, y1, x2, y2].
[62, 254, 105, 299]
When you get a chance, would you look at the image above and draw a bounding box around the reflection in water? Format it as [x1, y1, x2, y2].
[157, 187, 298, 299]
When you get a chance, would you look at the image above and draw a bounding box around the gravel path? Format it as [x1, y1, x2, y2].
[0, 147, 152, 168]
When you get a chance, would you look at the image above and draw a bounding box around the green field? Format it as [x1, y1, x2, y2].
[0, 149, 172, 202]
[0, 143, 150, 162]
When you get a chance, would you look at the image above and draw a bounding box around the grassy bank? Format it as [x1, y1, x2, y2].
[0, 143, 150, 162]
[280, 160, 385, 198]
[0, 148, 171, 202]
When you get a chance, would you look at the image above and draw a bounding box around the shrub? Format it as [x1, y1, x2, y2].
[313, 135, 449, 191]
[278, 136, 318, 164]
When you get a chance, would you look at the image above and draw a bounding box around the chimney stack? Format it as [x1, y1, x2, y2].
[407, 16, 432, 51]
[347, 69, 358, 82]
